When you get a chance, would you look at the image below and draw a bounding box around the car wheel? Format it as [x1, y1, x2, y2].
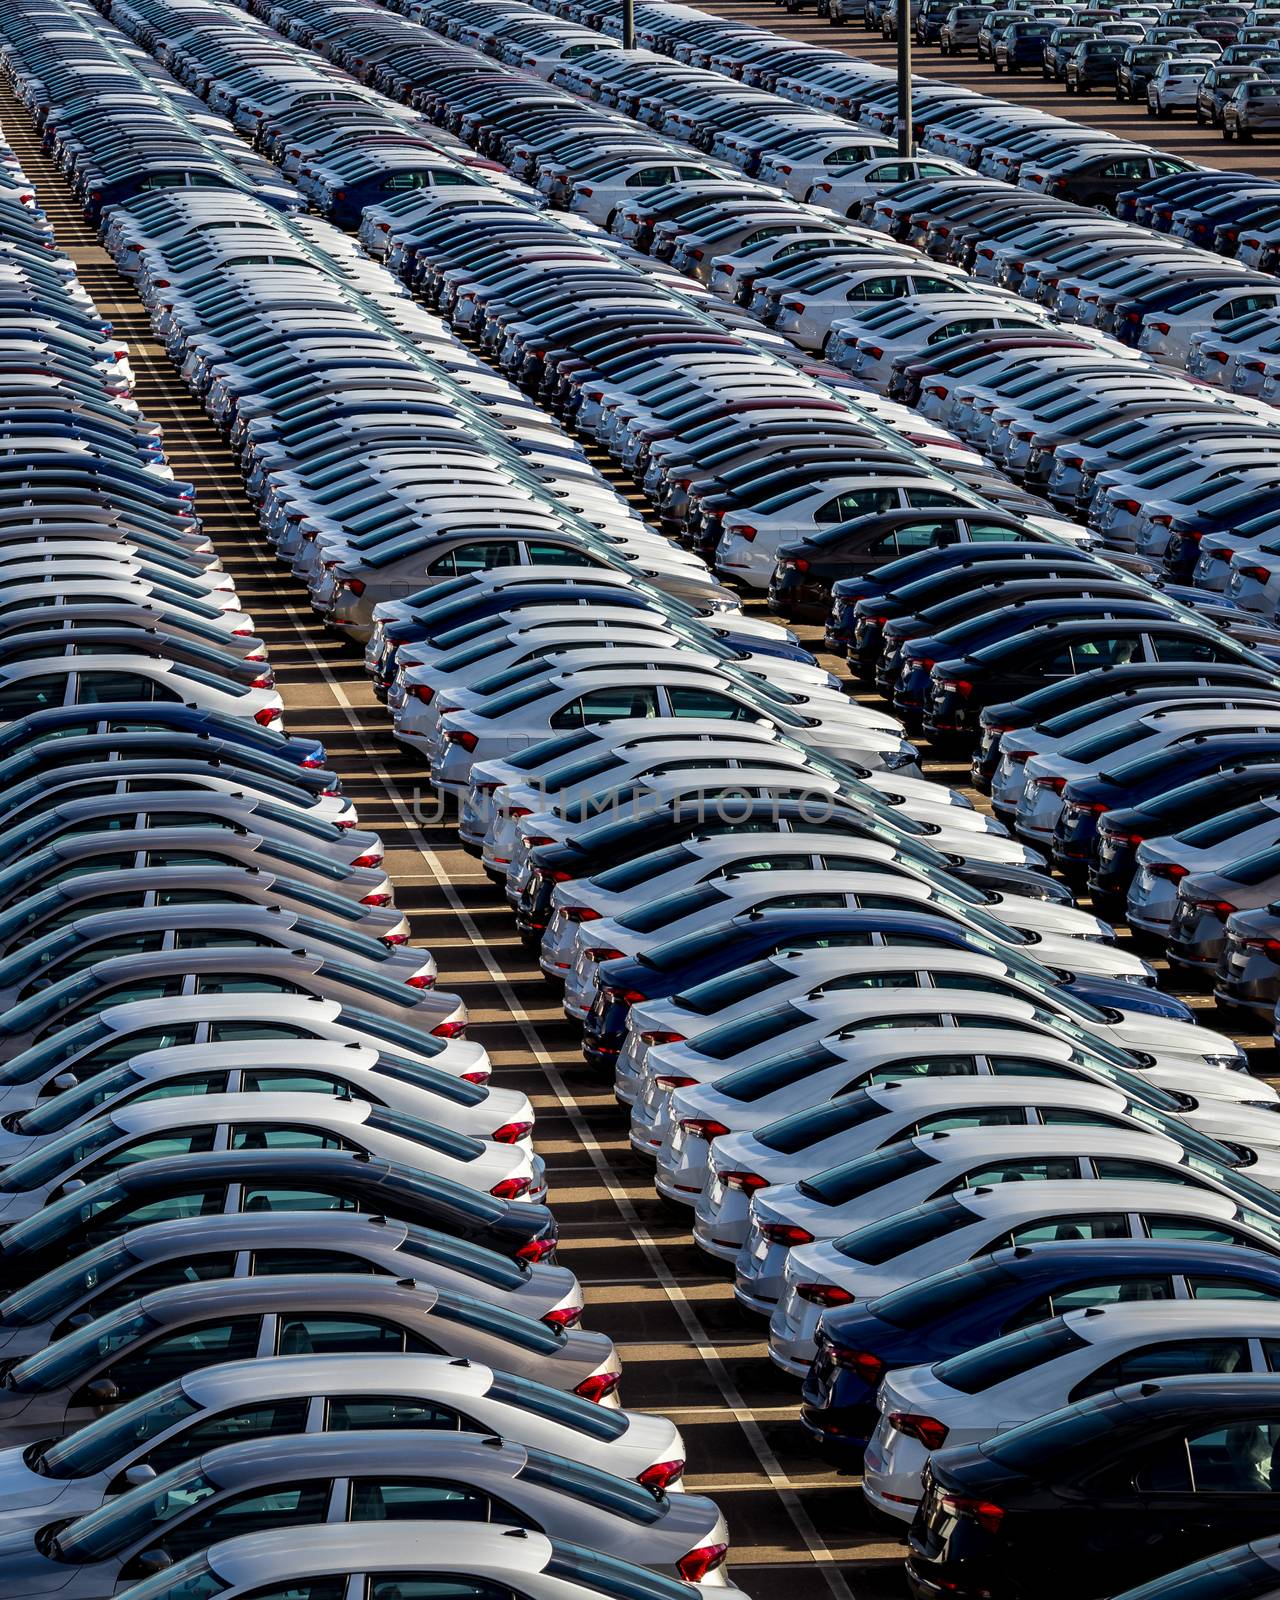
[1146, 98, 1156, 114]
[1196, 106, 1205, 123]
[1065, 76, 1074, 91]
[1223, 123, 1234, 139]
[993, 58, 1003, 70]
[1158, 101, 1171, 117]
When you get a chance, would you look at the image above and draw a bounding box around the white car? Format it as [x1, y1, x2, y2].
[1139, 281, 1280, 367]
[770, 261, 975, 352]
[1146, 56, 1215, 116]
[615, 945, 1248, 1106]
[0, 1093, 545, 1225]
[865, 1300, 1280, 1521]
[807, 156, 971, 213]
[691, 1076, 1141, 1259]
[0, 654, 283, 728]
[767, 1180, 1280, 1374]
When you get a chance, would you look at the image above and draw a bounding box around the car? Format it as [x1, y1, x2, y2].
[105, 1524, 751, 1600]
[767, 1182, 1280, 1374]
[800, 1238, 1280, 1450]
[1224, 76, 1280, 134]
[906, 1375, 1280, 1599]
[868, 1300, 1280, 1522]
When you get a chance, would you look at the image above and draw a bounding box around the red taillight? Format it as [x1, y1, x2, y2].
[1196, 900, 1237, 921]
[405, 973, 435, 989]
[796, 1283, 854, 1306]
[250, 672, 275, 690]
[542, 1304, 583, 1329]
[640, 1030, 685, 1045]
[680, 1117, 730, 1139]
[492, 1121, 535, 1144]
[1148, 862, 1187, 881]
[1239, 935, 1280, 955]
[537, 867, 573, 884]
[1040, 776, 1069, 794]
[677, 1544, 728, 1584]
[583, 946, 625, 962]
[574, 1370, 622, 1403]
[790, 557, 810, 573]
[637, 1458, 685, 1492]
[563, 906, 601, 923]
[737, 525, 757, 542]
[1115, 498, 1140, 514]
[491, 1176, 531, 1200]
[381, 933, 410, 946]
[254, 707, 282, 726]
[1239, 565, 1271, 582]
[411, 685, 435, 704]
[721, 1171, 768, 1193]
[760, 1222, 814, 1246]
[361, 892, 393, 906]
[890, 1411, 950, 1450]
[1147, 320, 1170, 334]
[832, 1348, 885, 1383]
[351, 853, 383, 868]
[446, 729, 478, 751]
[432, 1020, 467, 1038]
[461, 1070, 491, 1085]
[604, 987, 647, 1006]
[516, 1235, 557, 1263]
[938, 1493, 1005, 1535]
[343, 578, 366, 596]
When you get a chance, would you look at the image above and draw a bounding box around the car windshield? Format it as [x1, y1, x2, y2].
[15, 1064, 148, 1136]
[38, 1381, 201, 1480]
[9, 1306, 154, 1394]
[54, 1458, 219, 1561]
[0, 1119, 122, 1192]
[0, 1236, 134, 1326]
[96, 1552, 225, 1600]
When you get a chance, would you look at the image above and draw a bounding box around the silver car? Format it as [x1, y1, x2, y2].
[0, 1430, 728, 1595]
[0, 1351, 683, 1531]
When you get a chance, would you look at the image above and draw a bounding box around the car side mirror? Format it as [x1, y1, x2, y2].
[53, 1179, 87, 1200]
[47, 1073, 79, 1096]
[85, 1377, 120, 1410]
[109, 1462, 158, 1495]
[124, 1549, 172, 1581]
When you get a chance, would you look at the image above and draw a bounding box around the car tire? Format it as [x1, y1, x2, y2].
[993, 59, 1003, 70]
[1224, 123, 1234, 139]
[1147, 99, 1156, 114]
[1065, 77, 1075, 90]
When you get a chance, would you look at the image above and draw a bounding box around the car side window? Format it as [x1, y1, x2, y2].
[67, 1255, 238, 1329]
[237, 1582, 345, 1600]
[156, 1481, 333, 1561]
[1092, 1158, 1197, 1186]
[667, 687, 755, 719]
[0, 675, 66, 713]
[913, 1108, 1026, 1136]
[250, 1249, 380, 1275]
[848, 275, 909, 300]
[142, 1399, 310, 1474]
[275, 1315, 440, 1356]
[550, 687, 659, 727]
[951, 1157, 1080, 1193]
[326, 1396, 464, 1431]
[87, 1130, 219, 1176]
[1184, 1422, 1280, 1492]
[1147, 632, 1221, 663]
[76, 672, 166, 705]
[818, 488, 899, 522]
[349, 1477, 529, 1525]
[1146, 1218, 1249, 1243]
[1002, 1277, 1174, 1334]
[368, 1581, 523, 1600]
[100, 1319, 262, 1399]
[1070, 1338, 1251, 1401]
[1191, 1277, 1280, 1300]
[1005, 1213, 1129, 1245]
[429, 543, 520, 576]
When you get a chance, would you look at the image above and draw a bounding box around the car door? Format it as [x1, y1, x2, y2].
[549, 686, 660, 728]
[346, 1474, 533, 1525]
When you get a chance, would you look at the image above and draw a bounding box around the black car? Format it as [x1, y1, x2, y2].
[1037, 150, 1191, 210]
[1090, 761, 1280, 908]
[924, 617, 1266, 743]
[1109, 1534, 1280, 1599]
[0, 1149, 559, 1292]
[1053, 732, 1280, 873]
[770, 509, 1040, 622]
[850, 551, 1105, 677]
[973, 663, 1280, 789]
[906, 1375, 1280, 1600]
[1117, 45, 1177, 100]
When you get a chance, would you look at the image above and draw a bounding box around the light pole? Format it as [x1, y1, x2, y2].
[897, 0, 913, 155]
[622, 0, 634, 49]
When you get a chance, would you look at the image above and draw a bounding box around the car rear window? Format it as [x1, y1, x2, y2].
[619, 884, 727, 935]
[800, 1143, 936, 1205]
[757, 1093, 892, 1155]
[869, 1261, 1005, 1330]
[693, 1007, 800, 1061]
[674, 961, 790, 1016]
[718, 1044, 844, 1105]
[835, 1196, 973, 1265]
[934, 1317, 1090, 1393]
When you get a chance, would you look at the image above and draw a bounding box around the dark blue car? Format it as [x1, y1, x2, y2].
[1053, 733, 1280, 873]
[581, 907, 1194, 1063]
[0, 702, 326, 770]
[801, 1239, 1280, 1450]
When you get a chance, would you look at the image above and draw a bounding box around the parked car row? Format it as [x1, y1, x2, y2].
[0, 8, 754, 1600]
[14, 0, 1280, 1593]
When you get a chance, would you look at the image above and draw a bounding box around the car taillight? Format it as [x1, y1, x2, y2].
[254, 707, 282, 726]
[1240, 565, 1271, 582]
[516, 1235, 557, 1263]
[787, 556, 810, 573]
[461, 1070, 491, 1085]
[680, 1117, 730, 1139]
[491, 1176, 531, 1199]
[737, 525, 757, 542]
[584, 946, 625, 962]
[563, 906, 601, 922]
[721, 1171, 768, 1193]
[795, 1283, 854, 1306]
[937, 678, 974, 698]
[574, 1370, 622, 1403]
[785, 300, 805, 312]
[381, 932, 410, 946]
[445, 729, 478, 751]
[1193, 899, 1237, 920]
[431, 1020, 467, 1037]
[1148, 862, 1187, 881]
[832, 1347, 885, 1383]
[492, 1121, 535, 1144]
[361, 892, 393, 906]
[890, 1412, 951, 1449]
[1147, 320, 1170, 334]
[677, 1544, 728, 1584]
[405, 973, 435, 989]
[1241, 934, 1280, 955]
[351, 853, 382, 868]
[760, 1222, 814, 1245]
[640, 1030, 685, 1045]
[250, 672, 275, 689]
[411, 685, 435, 703]
[938, 1492, 1005, 1535]
[604, 986, 648, 1006]
[343, 578, 366, 596]
[537, 868, 574, 884]
[637, 1458, 685, 1492]
[542, 1304, 583, 1329]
